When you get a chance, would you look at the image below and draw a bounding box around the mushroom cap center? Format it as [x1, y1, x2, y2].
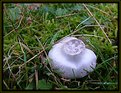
[63, 39, 85, 56]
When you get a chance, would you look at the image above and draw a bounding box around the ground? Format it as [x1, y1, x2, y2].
[3, 3, 118, 90]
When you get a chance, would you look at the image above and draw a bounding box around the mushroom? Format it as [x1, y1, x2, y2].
[48, 36, 97, 79]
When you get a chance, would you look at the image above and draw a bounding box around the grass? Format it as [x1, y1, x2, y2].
[3, 3, 118, 90]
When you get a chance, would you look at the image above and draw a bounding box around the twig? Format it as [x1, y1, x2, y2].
[34, 35, 63, 87]
[15, 15, 24, 30]
[19, 50, 44, 68]
[82, 4, 111, 44]
[34, 35, 49, 60]
[4, 29, 14, 38]
[56, 12, 80, 19]
[75, 16, 91, 30]
[72, 34, 103, 38]
[67, 25, 105, 37]
[7, 42, 18, 57]
[35, 63, 38, 90]
[19, 42, 34, 55]
[86, 5, 110, 16]
[3, 80, 10, 90]
[5, 56, 16, 80]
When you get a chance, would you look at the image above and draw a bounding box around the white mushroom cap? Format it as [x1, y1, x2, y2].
[48, 37, 97, 79]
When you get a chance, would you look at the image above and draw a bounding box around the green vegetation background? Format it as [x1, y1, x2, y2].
[3, 3, 118, 90]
